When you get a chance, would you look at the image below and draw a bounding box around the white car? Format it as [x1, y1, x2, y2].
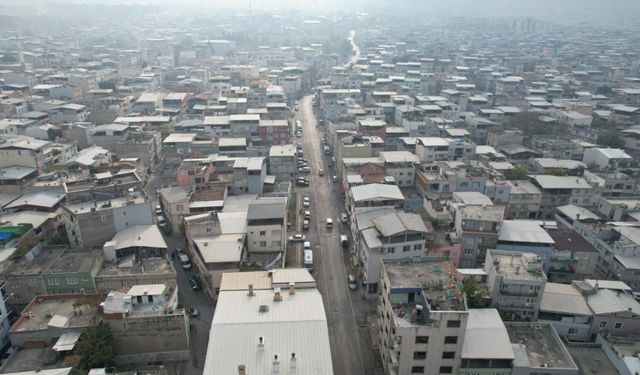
[303, 196, 310, 207]
[340, 213, 348, 223]
[288, 234, 306, 242]
[325, 218, 333, 228]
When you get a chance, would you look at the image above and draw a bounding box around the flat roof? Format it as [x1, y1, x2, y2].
[498, 220, 555, 244]
[487, 250, 546, 282]
[507, 322, 577, 370]
[530, 175, 592, 190]
[110, 225, 167, 250]
[163, 133, 196, 143]
[453, 191, 494, 206]
[203, 288, 333, 375]
[11, 295, 101, 332]
[462, 309, 514, 360]
[540, 283, 591, 316]
[459, 205, 504, 221]
[193, 234, 244, 264]
[5, 190, 65, 209]
[0, 165, 37, 180]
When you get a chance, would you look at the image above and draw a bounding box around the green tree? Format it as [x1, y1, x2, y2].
[505, 166, 528, 180]
[75, 322, 117, 370]
[462, 278, 488, 308]
[597, 130, 624, 148]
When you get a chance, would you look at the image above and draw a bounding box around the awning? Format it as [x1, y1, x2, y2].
[53, 331, 82, 352]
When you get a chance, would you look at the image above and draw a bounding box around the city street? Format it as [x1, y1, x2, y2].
[296, 96, 382, 375]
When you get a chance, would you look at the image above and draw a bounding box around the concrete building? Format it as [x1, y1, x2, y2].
[62, 195, 154, 248]
[459, 309, 514, 375]
[484, 250, 547, 321]
[94, 257, 177, 292]
[269, 145, 296, 181]
[582, 148, 633, 169]
[246, 197, 287, 264]
[379, 151, 420, 187]
[203, 269, 333, 375]
[158, 186, 191, 234]
[348, 183, 404, 212]
[0, 135, 52, 171]
[529, 175, 593, 219]
[539, 282, 593, 342]
[378, 259, 468, 375]
[505, 322, 578, 375]
[232, 157, 267, 195]
[101, 284, 189, 364]
[454, 205, 504, 268]
[359, 211, 429, 293]
[505, 180, 542, 220]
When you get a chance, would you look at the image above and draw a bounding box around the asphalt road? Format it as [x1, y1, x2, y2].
[296, 96, 382, 375]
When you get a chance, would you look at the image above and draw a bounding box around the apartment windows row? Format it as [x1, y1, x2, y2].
[412, 351, 455, 360]
[414, 334, 459, 345]
[411, 366, 453, 374]
[388, 243, 424, 254]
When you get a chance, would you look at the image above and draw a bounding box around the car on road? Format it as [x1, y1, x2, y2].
[303, 196, 310, 207]
[298, 166, 311, 174]
[188, 276, 202, 291]
[340, 213, 348, 223]
[288, 234, 306, 242]
[179, 253, 192, 270]
[325, 218, 333, 228]
[341, 235, 349, 248]
[304, 210, 311, 220]
[296, 178, 309, 187]
[348, 275, 358, 291]
[295, 131, 302, 138]
[303, 241, 311, 250]
[332, 175, 339, 182]
[303, 220, 310, 230]
[189, 307, 199, 318]
[154, 205, 163, 215]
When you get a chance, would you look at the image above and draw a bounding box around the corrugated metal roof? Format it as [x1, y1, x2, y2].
[587, 288, 640, 315]
[351, 183, 404, 202]
[204, 289, 333, 375]
[540, 283, 591, 316]
[498, 220, 555, 244]
[247, 198, 286, 220]
[462, 309, 514, 359]
[371, 212, 428, 237]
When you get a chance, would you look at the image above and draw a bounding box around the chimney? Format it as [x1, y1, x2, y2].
[288, 282, 295, 295]
[258, 336, 265, 351]
[273, 287, 282, 302]
[238, 365, 246, 375]
[272, 354, 280, 374]
[290, 353, 297, 370]
[248, 284, 254, 297]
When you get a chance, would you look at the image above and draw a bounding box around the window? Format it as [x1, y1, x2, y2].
[442, 351, 455, 359]
[259, 241, 267, 247]
[415, 336, 429, 344]
[13, 293, 22, 300]
[81, 276, 89, 281]
[28, 279, 38, 287]
[387, 247, 395, 254]
[271, 230, 281, 236]
[9, 280, 19, 287]
[614, 322, 623, 330]
[568, 328, 578, 334]
[439, 366, 453, 374]
[599, 321, 607, 328]
[464, 249, 474, 255]
[121, 280, 132, 287]
[447, 320, 461, 328]
[48, 279, 60, 286]
[411, 366, 424, 374]
[259, 230, 266, 236]
[66, 277, 79, 285]
[414, 244, 422, 251]
[403, 245, 411, 252]
[413, 351, 427, 360]
[444, 336, 458, 344]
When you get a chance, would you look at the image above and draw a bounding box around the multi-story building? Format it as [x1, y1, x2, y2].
[484, 249, 547, 321]
[358, 211, 428, 293]
[378, 259, 468, 375]
[454, 205, 504, 267]
[379, 151, 420, 187]
[582, 148, 633, 169]
[0, 135, 52, 171]
[159, 186, 191, 234]
[246, 197, 287, 264]
[459, 309, 514, 375]
[94, 257, 177, 292]
[268, 144, 296, 181]
[232, 157, 267, 195]
[529, 175, 593, 218]
[259, 119, 289, 145]
[505, 180, 542, 219]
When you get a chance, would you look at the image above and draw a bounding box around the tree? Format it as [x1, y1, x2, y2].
[462, 278, 488, 308]
[505, 166, 528, 180]
[597, 130, 624, 148]
[75, 322, 117, 370]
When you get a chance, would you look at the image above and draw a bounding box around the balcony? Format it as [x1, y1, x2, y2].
[499, 289, 538, 297]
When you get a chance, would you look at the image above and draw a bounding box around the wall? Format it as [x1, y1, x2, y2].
[112, 201, 154, 232]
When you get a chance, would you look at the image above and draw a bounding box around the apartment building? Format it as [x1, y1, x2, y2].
[529, 175, 593, 218]
[378, 259, 468, 375]
[269, 144, 296, 181]
[359, 211, 429, 293]
[459, 309, 514, 375]
[0, 135, 52, 171]
[582, 148, 633, 169]
[379, 151, 420, 187]
[505, 180, 542, 219]
[484, 250, 547, 321]
[454, 205, 504, 268]
[246, 197, 287, 262]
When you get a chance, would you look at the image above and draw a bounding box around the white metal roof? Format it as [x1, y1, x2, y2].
[193, 234, 244, 264]
[52, 331, 82, 352]
[556, 205, 599, 221]
[5, 190, 64, 209]
[462, 309, 514, 360]
[204, 289, 333, 375]
[371, 212, 428, 237]
[498, 220, 555, 244]
[127, 284, 166, 296]
[350, 183, 404, 202]
[586, 288, 640, 315]
[111, 225, 167, 250]
[540, 283, 591, 316]
[530, 175, 592, 190]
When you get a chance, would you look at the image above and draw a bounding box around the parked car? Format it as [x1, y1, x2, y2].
[179, 253, 192, 270]
[189, 307, 200, 318]
[188, 276, 202, 291]
[348, 275, 358, 290]
[288, 234, 306, 242]
[340, 213, 348, 223]
[303, 241, 311, 250]
[298, 166, 311, 174]
[303, 196, 310, 207]
[296, 178, 309, 186]
[303, 220, 310, 230]
[304, 210, 311, 220]
[154, 205, 163, 215]
[332, 175, 339, 182]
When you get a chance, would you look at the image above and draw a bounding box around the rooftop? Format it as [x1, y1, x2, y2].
[506, 322, 577, 370]
[5, 190, 65, 209]
[97, 257, 175, 277]
[530, 175, 592, 190]
[350, 183, 404, 202]
[462, 309, 514, 360]
[498, 220, 555, 244]
[11, 294, 101, 332]
[247, 198, 286, 220]
[459, 205, 504, 221]
[193, 234, 245, 264]
[540, 283, 591, 316]
[487, 250, 546, 282]
[110, 225, 167, 250]
[371, 211, 429, 237]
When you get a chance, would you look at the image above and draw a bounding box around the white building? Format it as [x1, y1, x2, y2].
[203, 269, 333, 375]
[269, 145, 297, 181]
[582, 148, 633, 169]
[246, 197, 287, 263]
[459, 309, 514, 375]
[539, 282, 593, 341]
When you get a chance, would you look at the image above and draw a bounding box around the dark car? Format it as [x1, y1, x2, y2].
[188, 276, 202, 291]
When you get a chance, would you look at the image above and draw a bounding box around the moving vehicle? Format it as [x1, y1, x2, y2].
[332, 175, 339, 183]
[179, 253, 192, 270]
[154, 205, 163, 215]
[303, 249, 314, 273]
[188, 276, 202, 291]
[325, 218, 333, 228]
[340, 235, 349, 248]
[348, 275, 358, 291]
[318, 169, 325, 176]
[289, 234, 306, 242]
[303, 241, 311, 250]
